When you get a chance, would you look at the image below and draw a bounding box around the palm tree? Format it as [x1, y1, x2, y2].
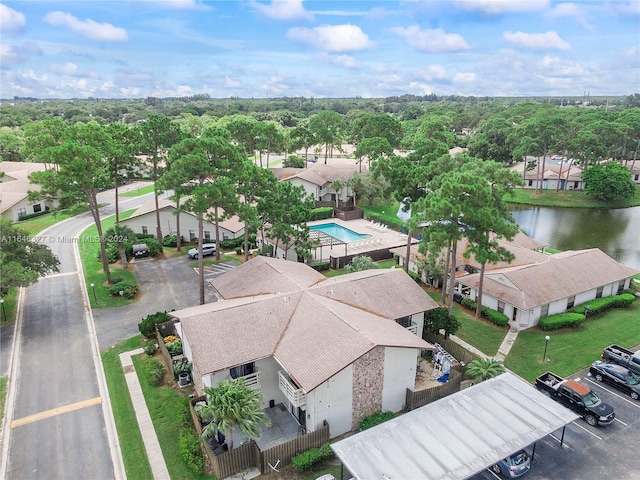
[465, 358, 505, 383]
[195, 379, 270, 449]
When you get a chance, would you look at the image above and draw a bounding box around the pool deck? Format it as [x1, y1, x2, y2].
[308, 218, 417, 261]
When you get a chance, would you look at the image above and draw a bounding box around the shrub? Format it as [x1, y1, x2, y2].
[538, 312, 586, 331]
[143, 357, 165, 386]
[221, 235, 256, 250]
[283, 155, 305, 168]
[164, 335, 177, 343]
[18, 210, 50, 221]
[571, 293, 635, 316]
[173, 358, 192, 376]
[424, 307, 461, 338]
[109, 281, 139, 299]
[97, 243, 120, 263]
[310, 207, 334, 221]
[179, 427, 204, 475]
[235, 247, 242, 255]
[138, 311, 172, 338]
[460, 299, 509, 327]
[309, 261, 330, 272]
[166, 338, 183, 356]
[291, 443, 333, 471]
[162, 235, 180, 247]
[142, 237, 163, 257]
[143, 341, 156, 356]
[364, 212, 403, 231]
[407, 270, 422, 285]
[359, 411, 395, 431]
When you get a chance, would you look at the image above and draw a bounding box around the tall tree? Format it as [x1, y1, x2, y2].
[308, 110, 345, 164]
[466, 358, 505, 383]
[0, 218, 60, 295]
[29, 122, 115, 283]
[137, 114, 182, 241]
[583, 162, 637, 201]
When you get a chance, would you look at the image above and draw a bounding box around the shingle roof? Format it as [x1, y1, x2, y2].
[0, 161, 48, 213]
[177, 258, 437, 392]
[458, 248, 640, 310]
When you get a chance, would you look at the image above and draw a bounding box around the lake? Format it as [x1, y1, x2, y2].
[511, 205, 640, 270]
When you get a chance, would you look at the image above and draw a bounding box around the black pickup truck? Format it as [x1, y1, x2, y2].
[602, 344, 640, 375]
[534, 372, 615, 427]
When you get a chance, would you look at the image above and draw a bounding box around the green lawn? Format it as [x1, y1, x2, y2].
[323, 258, 398, 277]
[101, 336, 154, 480]
[505, 301, 640, 383]
[16, 204, 90, 236]
[0, 288, 18, 327]
[0, 377, 7, 426]
[120, 184, 156, 197]
[78, 209, 138, 309]
[506, 186, 640, 208]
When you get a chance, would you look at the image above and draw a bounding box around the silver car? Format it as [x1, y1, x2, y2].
[188, 243, 216, 259]
[491, 450, 531, 478]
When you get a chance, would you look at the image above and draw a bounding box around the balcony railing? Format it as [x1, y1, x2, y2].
[278, 370, 306, 408]
[405, 322, 419, 335]
[232, 371, 261, 391]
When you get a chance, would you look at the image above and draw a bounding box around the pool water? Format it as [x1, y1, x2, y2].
[309, 223, 372, 243]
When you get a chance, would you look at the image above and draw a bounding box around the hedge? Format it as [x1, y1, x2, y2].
[538, 312, 586, 331]
[359, 411, 395, 431]
[291, 443, 333, 471]
[460, 298, 509, 327]
[18, 209, 50, 221]
[109, 281, 139, 299]
[570, 293, 635, 316]
[364, 212, 403, 230]
[138, 310, 173, 338]
[308, 261, 330, 272]
[310, 207, 334, 221]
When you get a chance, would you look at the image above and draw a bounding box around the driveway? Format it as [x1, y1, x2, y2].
[93, 255, 219, 350]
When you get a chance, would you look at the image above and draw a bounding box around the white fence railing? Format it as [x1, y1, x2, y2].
[233, 371, 261, 391]
[278, 370, 306, 408]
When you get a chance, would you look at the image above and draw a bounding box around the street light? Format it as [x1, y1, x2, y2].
[543, 335, 550, 362]
[90, 283, 97, 303]
[0, 299, 6, 322]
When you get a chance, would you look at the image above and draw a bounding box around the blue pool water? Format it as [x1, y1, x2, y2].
[309, 223, 371, 243]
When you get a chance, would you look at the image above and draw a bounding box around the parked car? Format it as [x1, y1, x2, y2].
[188, 243, 217, 259]
[590, 361, 640, 400]
[491, 450, 531, 478]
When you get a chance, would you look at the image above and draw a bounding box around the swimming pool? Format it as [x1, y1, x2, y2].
[309, 222, 372, 243]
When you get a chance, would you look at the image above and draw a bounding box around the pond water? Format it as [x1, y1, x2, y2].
[511, 205, 640, 270]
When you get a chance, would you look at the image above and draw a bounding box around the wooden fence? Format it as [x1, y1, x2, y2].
[330, 248, 393, 269]
[423, 332, 475, 366]
[189, 397, 330, 478]
[156, 320, 180, 377]
[335, 206, 364, 221]
[405, 367, 462, 411]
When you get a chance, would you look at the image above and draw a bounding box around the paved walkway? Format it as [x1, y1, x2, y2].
[119, 348, 170, 480]
[449, 326, 520, 362]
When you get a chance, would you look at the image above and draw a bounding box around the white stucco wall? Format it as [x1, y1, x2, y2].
[305, 365, 353, 438]
[123, 209, 242, 240]
[382, 347, 418, 412]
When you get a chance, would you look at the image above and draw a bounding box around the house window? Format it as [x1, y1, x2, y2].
[395, 316, 412, 328]
[230, 362, 254, 379]
[204, 231, 211, 241]
[33, 204, 42, 213]
[223, 233, 229, 240]
[528, 180, 533, 187]
[635, 175, 639, 181]
[189, 230, 196, 241]
[567, 295, 575, 309]
[497, 301, 505, 314]
[573, 181, 579, 189]
[142, 226, 148, 234]
[541, 304, 549, 317]
[17, 207, 27, 218]
[617, 280, 625, 293]
[596, 286, 603, 299]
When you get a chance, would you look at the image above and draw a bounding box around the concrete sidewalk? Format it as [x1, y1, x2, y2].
[120, 348, 170, 480]
[449, 326, 520, 362]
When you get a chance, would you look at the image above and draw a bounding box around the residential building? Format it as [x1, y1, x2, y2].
[0, 161, 58, 222]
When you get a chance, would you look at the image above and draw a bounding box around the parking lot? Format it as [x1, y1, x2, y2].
[470, 366, 640, 479]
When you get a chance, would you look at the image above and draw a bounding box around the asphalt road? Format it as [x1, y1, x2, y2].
[1, 186, 157, 480]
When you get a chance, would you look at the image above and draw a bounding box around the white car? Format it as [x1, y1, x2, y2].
[188, 243, 216, 259]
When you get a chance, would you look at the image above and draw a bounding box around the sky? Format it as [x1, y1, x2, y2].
[1, 0, 639, 99]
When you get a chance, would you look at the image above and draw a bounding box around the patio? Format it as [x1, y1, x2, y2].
[233, 403, 302, 450]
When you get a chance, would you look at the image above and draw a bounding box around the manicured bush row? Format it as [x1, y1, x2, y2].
[571, 293, 635, 316]
[109, 281, 139, 299]
[309, 261, 331, 271]
[162, 235, 181, 247]
[291, 443, 333, 471]
[138, 310, 173, 338]
[364, 212, 403, 230]
[18, 209, 50, 221]
[179, 427, 204, 475]
[538, 312, 586, 331]
[310, 207, 334, 221]
[460, 298, 509, 327]
[359, 411, 395, 431]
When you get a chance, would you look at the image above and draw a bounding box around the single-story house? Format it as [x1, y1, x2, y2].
[270, 160, 359, 207]
[171, 256, 438, 439]
[627, 163, 640, 184]
[121, 197, 244, 242]
[0, 161, 59, 222]
[511, 160, 584, 191]
[455, 248, 640, 329]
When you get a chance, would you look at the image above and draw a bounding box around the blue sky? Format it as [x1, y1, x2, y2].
[1, 1, 638, 99]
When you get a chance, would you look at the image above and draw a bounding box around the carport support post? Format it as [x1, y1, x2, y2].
[561, 426, 567, 446]
[340, 463, 344, 480]
[531, 442, 536, 461]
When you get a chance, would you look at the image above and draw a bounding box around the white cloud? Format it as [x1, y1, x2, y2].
[318, 52, 357, 68]
[0, 41, 42, 66]
[391, 25, 469, 52]
[503, 31, 570, 50]
[0, 4, 26, 32]
[548, 3, 593, 30]
[615, 1, 640, 15]
[250, 0, 314, 21]
[416, 64, 447, 81]
[286, 24, 373, 52]
[149, 0, 200, 9]
[453, 72, 476, 83]
[224, 76, 240, 88]
[538, 55, 586, 76]
[455, 0, 549, 14]
[44, 11, 129, 41]
[49, 62, 99, 79]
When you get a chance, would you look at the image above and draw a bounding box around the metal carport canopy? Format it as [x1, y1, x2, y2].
[331, 372, 579, 480]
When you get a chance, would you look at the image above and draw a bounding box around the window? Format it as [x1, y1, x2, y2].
[618, 280, 625, 293]
[230, 362, 254, 379]
[635, 175, 639, 181]
[540, 304, 549, 317]
[528, 180, 533, 187]
[189, 230, 196, 241]
[204, 231, 211, 241]
[142, 226, 148, 234]
[395, 316, 412, 328]
[573, 181, 579, 189]
[497, 301, 505, 314]
[596, 286, 603, 299]
[33, 204, 42, 213]
[17, 207, 27, 218]
[567, 295, 575, 309]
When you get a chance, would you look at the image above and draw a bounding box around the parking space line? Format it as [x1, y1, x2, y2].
[549, 434, 572, 448]
[486, 468, 501, 479]
[614, 418, 629, 426]
[570, 421, 602, 440]
[584, 377, 640, 409]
